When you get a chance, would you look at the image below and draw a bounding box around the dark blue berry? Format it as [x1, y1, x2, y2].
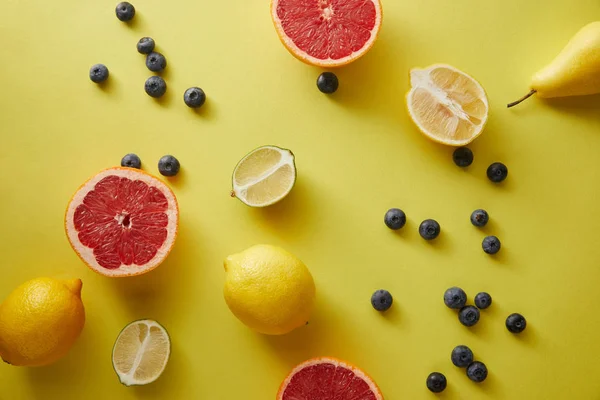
[451, 345, 474, 368]
[158, 155, 180, 177]
[482, 236, 501, 254]
[470, 209, 489, 227]
[458, 306, 480, 327]
[115, 2, 135, 21]
[384, 208, 406, 230]
[419, 219, 440, 240]
[474, 292, 492, 309]
[453, 147, 473, 167]
[487, 162, 508, 183]
[444, 287, 467, 309]
[145, 76, 167, 98]
[89, 64, 109, 83]
[506, 313, 527, 333]
[317, 72, 339, 94]
[371, 290, 393, 312]
[426, 372, 447, 393]
[467, 362, 488, 383]
[146, 52, 167, 72]
[184, 87, 206, 108]
[121, 154, 141, 169]
[137, 37, 155, 54]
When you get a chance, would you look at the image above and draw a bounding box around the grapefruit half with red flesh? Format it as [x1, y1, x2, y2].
[271, 0, 383, 67]
[65, 168, 179, 277]
[277, 357, 384, 400]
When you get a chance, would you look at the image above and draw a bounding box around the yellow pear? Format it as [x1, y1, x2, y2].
[508, 21, 600, 107]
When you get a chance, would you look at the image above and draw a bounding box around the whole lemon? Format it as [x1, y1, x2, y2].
[224, 245, 316, 335]
[0, 277, 85, 367]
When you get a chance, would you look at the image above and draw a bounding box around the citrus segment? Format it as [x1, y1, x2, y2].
[271, 0, 382, 67]
[277, 357, 384, 399]
[407, 64, 489, 146]
[65, 167, 179, 277]
[232, 146, 296, 207]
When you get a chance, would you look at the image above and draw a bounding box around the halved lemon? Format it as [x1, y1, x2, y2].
[407, 64, 489, 146]
[112, 319, 171, 386]
[231, 146, 296, 207]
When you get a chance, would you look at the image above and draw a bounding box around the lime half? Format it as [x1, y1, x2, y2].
[112, 319, 171, 386]
[231, 146, 296, 207]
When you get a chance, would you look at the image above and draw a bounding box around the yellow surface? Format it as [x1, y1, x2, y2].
[1, 0, 600, 398]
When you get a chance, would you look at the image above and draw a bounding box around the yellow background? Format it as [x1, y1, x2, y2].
[1, 0, 600, 398]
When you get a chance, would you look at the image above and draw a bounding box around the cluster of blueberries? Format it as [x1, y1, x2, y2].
[121, 153, 181, 177]
[89, 2, 206, 108]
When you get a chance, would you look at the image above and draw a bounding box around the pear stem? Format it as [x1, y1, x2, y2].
[507, 90, 537, 108]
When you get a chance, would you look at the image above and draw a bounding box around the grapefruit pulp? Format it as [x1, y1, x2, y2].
[277, 357, 384, 399]
[271, 0, 383, 67]
[65, 168, 178, 277]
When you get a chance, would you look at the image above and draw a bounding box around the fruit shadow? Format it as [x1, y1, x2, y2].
[164, 167, 187, 189]
[190, 99, 217, 122]
[153, 83, 174, 107]
[424, 232, 451, 252]
[97, 74, 117, 95]
[123, 11, 148, 32]
[469, 370, 503, 398]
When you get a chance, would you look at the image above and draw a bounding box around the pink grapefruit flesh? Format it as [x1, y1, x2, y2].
[65, 168, 178, 277]
[271, 0, 382, 67]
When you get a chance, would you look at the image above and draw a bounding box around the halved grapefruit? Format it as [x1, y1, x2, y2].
[277, 357, 384, 399]
[271, 0, 383, 67]
[65, 168, 179, 277]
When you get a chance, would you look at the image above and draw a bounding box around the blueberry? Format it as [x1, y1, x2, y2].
[371, 290, 393, 312]
[120, 153, 141, 169]
[146, 52, 167, 72]
[474, 292, 492, 309]
[115, 2, 135, 21]
[384, 208, 406, 230]
[158, 155, 180, 177]
[466, 361, 488, 383]
[487, 162, 508, 183]
[506, 313, 527, 333]
[451, 345, 474, 368]
[453, 147, 473, 167]
[458, 306, 480, 327]
[137, 37, 155, 54]
[444, 287, 467, 309]
[317, 72, 339, 94]
[145, 76, 167, 98]
[482, 236, 501, 255]
[419, 219, 440, 240]
[89, 64, 109, 83]
[426, 372, 447, 393]
[470, 209, 489, 227]
[184, 87, 206, 108]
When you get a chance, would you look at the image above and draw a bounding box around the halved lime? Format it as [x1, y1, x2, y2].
[231, 146, 296, 207]
[112, 319, 171, 386]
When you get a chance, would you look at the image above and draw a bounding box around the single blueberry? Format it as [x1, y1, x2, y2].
[482, 236, 501, 255]
[137, 37, 155, 54]
[451, 345, 474, 368]
[121, 153, 142, 169]
[444, 287, 467, 309]
[487, 162, 508, 183]
[458, 306, 480, 327]
[89, 64, 109, 83]
[384, 208, 406, 230]
[474, 292, 492, 309]
[146, 52, 167, 72]
[506, 313, 527, 333]
[145, 76, 167, 98]
[419, 219, 440, 240]
[158, 155, 180, 177]
[466, 362, 488, 383]
[115, 2, 135, 21]
[426, 372, 447, 393]
[470, 209, 489, 227]
[453, 147, 473, 167]
[184, 87, 206, 108]
[371, 290, 393, 312]
[317, 72, 339, 94]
